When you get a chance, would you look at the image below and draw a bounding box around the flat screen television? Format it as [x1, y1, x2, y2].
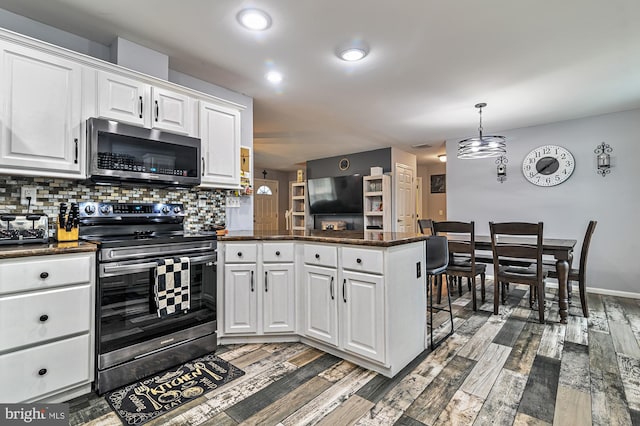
[307, 175, 363, 215]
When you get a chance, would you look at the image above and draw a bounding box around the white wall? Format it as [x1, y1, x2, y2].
[446, 108, 640, 294]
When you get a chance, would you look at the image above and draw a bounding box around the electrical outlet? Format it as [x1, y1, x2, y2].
[226, 196, 241, 208]
[198, 198, 207, 208]
[21, 186, 37, 205]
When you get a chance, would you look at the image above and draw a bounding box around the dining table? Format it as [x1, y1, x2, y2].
[448, 235, 577, 324]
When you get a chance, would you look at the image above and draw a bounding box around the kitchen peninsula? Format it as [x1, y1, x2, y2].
[217, 230, 428, 377]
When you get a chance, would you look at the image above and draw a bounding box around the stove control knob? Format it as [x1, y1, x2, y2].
[84, 204, 96, 215]
[161, 206, 171, 214]
[173, 206, 182, 214]
[100, 205, 111, 215]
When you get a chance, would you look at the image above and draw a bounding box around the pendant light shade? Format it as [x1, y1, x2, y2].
[457, 103, 506, 159]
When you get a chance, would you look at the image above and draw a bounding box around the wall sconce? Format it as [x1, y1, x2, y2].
[496, 155, 507, 183]
[594, 142, 613, 177]
[438, 154, 447, 163]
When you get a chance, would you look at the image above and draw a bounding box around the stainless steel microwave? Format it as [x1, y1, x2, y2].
[87, 117, 201, 187]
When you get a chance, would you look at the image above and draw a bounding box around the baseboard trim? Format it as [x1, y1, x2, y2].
[486, 274, 640, 300]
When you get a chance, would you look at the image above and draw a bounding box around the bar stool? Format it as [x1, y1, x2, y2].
[425, 235, 452, 349]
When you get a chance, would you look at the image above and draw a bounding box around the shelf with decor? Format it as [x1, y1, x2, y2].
[291, 181, 307, 230]
[363, 174, 391, 233]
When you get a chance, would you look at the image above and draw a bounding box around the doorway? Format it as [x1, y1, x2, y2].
[394, 162, 416, 232]
[254, 178, 279, 232]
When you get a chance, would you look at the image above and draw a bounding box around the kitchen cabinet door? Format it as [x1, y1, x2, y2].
[0, 42, 83, 177]
[223, 263, 258, 334]
[340, 270, 385, 363]
[302, 264, 338, 346]
[151, 87, 191, 135]
[263, 264, 295, 334]
[97, 71, 148, 127]
[200, 100, 241, 188]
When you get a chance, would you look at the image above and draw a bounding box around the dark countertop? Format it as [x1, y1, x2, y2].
[218, 230, 428, 247]
[0, 241, 98, 259]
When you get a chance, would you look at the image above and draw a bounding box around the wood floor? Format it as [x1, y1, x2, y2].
[68, 281, 640, 426]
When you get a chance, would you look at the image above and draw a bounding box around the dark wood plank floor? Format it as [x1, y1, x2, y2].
[67, 281, 640, 425]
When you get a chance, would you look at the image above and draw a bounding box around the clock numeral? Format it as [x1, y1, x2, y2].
[545, 177, 551, 184]
[566, 161, 572, 167]
[555, 175, 561, 180]
[535, 151, 541, 158]
[529, 158, 535, 164]
[524, 165, 531, 171]
[543, 147, 551, 154]
[528, 172, 535, 178]
[560, 153, 566, 159]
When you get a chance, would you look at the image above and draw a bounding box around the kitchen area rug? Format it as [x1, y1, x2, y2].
[105, 354, 245, 425]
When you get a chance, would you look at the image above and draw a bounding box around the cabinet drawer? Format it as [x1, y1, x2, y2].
[0, 334, 91, 403]
[224, 243, 257, 263]
[304, 244, 337, 268]
[0, 285, 92, 352]
[0, 253, 93, 295]
[341, 247, 384, 274]
[263, 242, 294, 263]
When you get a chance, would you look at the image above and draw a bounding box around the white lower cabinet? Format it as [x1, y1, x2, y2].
[221, 242, 295, 335]
[302, 264, 338, 346]
[303, 246, 386, 365]
[0, 252, 95, 402]
[218, 239, 426, 377]
[223, 263, 257, 334]
[263, 263, 295, 333]
[340, 270, 385, 363]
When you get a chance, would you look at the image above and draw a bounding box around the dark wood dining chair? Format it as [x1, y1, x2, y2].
[425, 235, 452, 349]
[545, 220, 597, 317]
[418, 219, 435, 235]
[433, 221, 486, 311]
[490, 222, 548, 323]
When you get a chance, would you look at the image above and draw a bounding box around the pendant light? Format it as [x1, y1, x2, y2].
[457, 103, 506, 159]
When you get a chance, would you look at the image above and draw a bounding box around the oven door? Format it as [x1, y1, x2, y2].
[97, 253, 216, 370]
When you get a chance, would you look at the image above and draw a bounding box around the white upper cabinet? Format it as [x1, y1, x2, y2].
[0, 41, 83, 178]
[200, 100, 242, 188]
[96, 71, 192, 135]
[97, 71, 147, 126]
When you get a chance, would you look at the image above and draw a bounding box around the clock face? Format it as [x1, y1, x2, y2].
[522, 145, 575, 187]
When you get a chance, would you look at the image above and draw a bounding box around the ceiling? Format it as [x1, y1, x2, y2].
[1, 0, 639, 170]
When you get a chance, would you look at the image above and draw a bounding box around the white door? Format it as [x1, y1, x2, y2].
[303, 265, 338, 346]
[97, 71, 148, 127]
[200, 100, 241, 188]
[263, 263, 295, 333]
[0, 42, 82, 175]
[394, 163, 415, 232]
[341, 270, 385, 363]
[151, 87, 191, 135]
[254, 178, 279, 232]
[223, 264, 257, 334]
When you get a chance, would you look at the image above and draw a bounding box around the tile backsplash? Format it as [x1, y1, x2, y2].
[0, 176, 226, 233]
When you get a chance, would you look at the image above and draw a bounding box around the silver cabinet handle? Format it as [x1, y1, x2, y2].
[250, 270, 254, 292]
[74, 138, 78, 164]
[265, 271, 268, 292]
[330, 276, 334, 300]
[202, 157, 205, 176]
[139, 96, 143, 118]
[343, 278, 347, 302]
[155, 100, 159, 121]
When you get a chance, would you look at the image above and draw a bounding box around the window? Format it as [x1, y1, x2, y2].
[256, 185, 273, 195]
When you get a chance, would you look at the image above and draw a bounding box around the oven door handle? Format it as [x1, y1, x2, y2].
[101, 254, 216, 277]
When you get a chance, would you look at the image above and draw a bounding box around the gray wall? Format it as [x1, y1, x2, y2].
[446, 107, 640, 295]
[306, 148, 391, 179]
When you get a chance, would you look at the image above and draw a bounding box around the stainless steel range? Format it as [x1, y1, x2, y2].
[79, 202, 217, 394]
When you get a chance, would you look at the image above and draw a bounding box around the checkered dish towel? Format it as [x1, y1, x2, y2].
[154, 257, 191, 317]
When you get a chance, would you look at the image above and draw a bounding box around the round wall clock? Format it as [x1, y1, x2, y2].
[338, 158, 350, 171]
[522, 145, 575, 187]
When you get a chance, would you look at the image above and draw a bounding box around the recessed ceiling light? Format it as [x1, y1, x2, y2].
[266, 71, 283, 84]
[337, 47, 369, 61]
[237, 8, 272, 31]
